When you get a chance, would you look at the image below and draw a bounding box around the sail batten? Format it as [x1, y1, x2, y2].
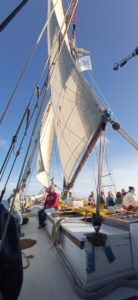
[48, 0, 104, 184]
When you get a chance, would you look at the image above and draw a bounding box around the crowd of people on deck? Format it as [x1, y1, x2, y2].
[7, 183, 138, 236]
[88, 186, 138, 211]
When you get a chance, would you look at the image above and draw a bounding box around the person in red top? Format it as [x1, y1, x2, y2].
[38, 185, 58, 228]
[44, 186, 58, 209]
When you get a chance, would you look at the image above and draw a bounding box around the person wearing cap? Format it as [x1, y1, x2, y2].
[123, 186, 138, 210]
[38, 185, 59, 228]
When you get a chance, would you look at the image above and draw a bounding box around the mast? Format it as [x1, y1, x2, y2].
[94, 129, 107, 233]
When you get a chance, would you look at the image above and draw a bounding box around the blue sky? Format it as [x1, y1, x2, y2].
[0, 0, 138, 198]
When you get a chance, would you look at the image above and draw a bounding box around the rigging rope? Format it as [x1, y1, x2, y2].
[20, 137, 38, 190]
[0, 0, 60, 125]
[0, 84, 47, 253]
[2, 0, 76, 190]
[72, 5, 77, 41]
[21, 100, 54, 191]
[105, 151, 116, 195]
[22, 146, 45, 196]
[94, 143, 116, 196]
[0, 0, 79, 253]
[0, 87, 37, 181]
[0, 0, 29, 32]
[69, 0, 138, 158]
[0, 0, 77, 181]
[0, 89, 41, 202]
[21, 0, 79, 190]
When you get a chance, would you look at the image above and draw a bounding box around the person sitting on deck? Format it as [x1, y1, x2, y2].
[88, 191, 95, 206]
[38, 185, 58, 228]
[23, 197, 32, 212]
[123, 186, 138, 211]
[115, 192, 123, 205]
[106, 191, 115, 207]
[8, 188, 24, 237]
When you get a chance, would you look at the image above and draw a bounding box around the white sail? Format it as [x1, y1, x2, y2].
[37, 100, 55, 187]
[47, 0, 104, 184]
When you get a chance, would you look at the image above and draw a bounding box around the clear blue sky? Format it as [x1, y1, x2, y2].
[0, 0, 138, 198]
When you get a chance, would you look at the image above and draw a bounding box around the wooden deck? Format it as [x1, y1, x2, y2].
[19, 216, 81, 300]
[19, 212, 138, 300]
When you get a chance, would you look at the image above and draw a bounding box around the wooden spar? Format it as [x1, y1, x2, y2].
[0, 0, 29, 32]
[64, 123, 102, 190]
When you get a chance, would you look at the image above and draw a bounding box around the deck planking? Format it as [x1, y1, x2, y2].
[19, 216, 81, 300]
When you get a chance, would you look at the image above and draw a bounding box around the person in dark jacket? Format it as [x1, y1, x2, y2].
[106, 191, 115, 206]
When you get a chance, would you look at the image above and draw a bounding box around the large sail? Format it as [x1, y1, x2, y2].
[37, 100, 55, 187]
[47, 0, 104, 185]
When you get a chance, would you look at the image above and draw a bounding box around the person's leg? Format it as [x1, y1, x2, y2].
[38, 208, 46, 227]
[14, 210, 23, 225]
[22, 217, 29, 225]
[12, 210, 24, 237]
[16, 211, 25, 237]
[46, 208, 56, 213]
[38, 208, 43, 225]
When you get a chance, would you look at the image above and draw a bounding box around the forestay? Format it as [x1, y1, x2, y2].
[47, 0, 104, 185]
[37, 100, 55, 187]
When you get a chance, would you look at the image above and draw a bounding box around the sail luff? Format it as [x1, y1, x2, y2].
[37, 100, 55, 187]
